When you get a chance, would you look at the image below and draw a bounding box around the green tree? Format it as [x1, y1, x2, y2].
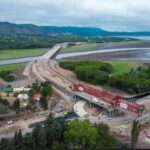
[0, 71, 14, 82]
[137, 66, 142, 71]
[14, 131, 18, 146]
[18, 130, 23, 148]
[0, 98, 9, 106]
[40, 86, 52, 96]
[96, 124, 117, 148]
[147, 66, 150, 74]
[32, 80, 40, 92]
[131, 120, 141, 148]
[99, 63, 112, 73]
[0, 103, 8, 114]
[45, 114, 65, 147]
[51, 141, 66, 150]
[64, 119, 98, 149]
[23, 133, 33, 148]
[40, 95, 48, 109]
[0, 138, 11, 149]
[49, 117, 66, 142]
[28, 89, 34, 99]
[38, 128, 47, 148]
[32, 124, 41, 146]
[45, 113, 55, 127]
[13, 99, 20, 112]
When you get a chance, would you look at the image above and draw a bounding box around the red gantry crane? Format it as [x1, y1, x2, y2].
[70, 83, 144, 115]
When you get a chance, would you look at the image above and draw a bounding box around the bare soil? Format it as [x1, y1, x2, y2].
[84, 103, 102, 116]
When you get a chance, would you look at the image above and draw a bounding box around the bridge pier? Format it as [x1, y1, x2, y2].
[136, 112, 150, 125]
[107, 108, 122, 117]
[108, 109, 117, 117]
[73, 95, 77, 101]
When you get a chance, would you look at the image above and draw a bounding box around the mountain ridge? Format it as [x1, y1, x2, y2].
[0, 22, 150, 36]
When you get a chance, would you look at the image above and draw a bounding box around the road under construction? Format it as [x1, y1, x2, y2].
[28, 43, 150, 125]
[2, 43, 150, 141]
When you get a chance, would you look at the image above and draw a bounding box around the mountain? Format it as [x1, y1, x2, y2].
[41, 26, 107, 36]
[0, 22, 150, 36]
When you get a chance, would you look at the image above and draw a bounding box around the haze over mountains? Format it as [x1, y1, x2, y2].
[0, 22, 150, 37]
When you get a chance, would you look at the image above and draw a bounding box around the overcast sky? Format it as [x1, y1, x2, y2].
[0, 0, 150, 31]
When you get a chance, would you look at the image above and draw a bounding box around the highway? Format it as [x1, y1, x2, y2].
[1, 43, 149, 139]
[30, 44, 139, 125]
[1, 46, 150, 66]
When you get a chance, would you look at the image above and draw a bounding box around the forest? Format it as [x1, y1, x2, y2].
[59, 61, 112, 85]
[0, 114, 125, 150]
[60, 61, 150, 94]
[0, 35, 86, 50]
[0, 34, 136, 50]
[109, 66, 150, 94]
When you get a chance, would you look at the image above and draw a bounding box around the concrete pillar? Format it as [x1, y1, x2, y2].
[108, 111, 111, 117]
[115, 109, 117, 115]
[113, 110, 116, 116]
[112, 110, 115, 117]
[110, 110, 114, 117]
[115, 109, 117, 114]
[89, 101, 92, 108]
[113, 110, 115, 115]
[110, 111, 112, 117]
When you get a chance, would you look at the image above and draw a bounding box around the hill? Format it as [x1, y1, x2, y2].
[0, 22, 150, 36]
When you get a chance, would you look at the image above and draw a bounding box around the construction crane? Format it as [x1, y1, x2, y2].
[70, 83, 144, 115]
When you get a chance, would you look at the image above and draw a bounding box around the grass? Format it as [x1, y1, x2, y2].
[108, 61, 139, 75]
[60, 41, 142, 54]
[0, 63, 25, 72]
[61, 43, 102, 53]
[0, 48, 48, 60]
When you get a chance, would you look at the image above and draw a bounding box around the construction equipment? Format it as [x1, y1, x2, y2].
[70, 83, 144, 115]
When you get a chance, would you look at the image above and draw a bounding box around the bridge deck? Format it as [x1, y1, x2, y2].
[75, 91, 115, 111]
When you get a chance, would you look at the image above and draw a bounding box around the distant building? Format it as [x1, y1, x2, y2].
[17, 94, 29, 101]
[13, 87, 31, 93]
[34, 93, 42, 101]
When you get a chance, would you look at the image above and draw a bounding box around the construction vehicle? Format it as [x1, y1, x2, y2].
[70, 83, 144, 115]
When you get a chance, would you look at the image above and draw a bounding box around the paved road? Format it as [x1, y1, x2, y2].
[32, 55, 138, 125]
[0, 56, 39, 66]
[56, 47, 150, 59]
[1, 44, 148, 139]
[1, 46, 150, 65]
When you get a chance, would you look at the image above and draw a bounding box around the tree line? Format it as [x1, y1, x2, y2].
[60, 61, 150, 94]
[0, 35, 87, 50]
[0, 96, 9, 114]
[59, 61, 112, 85]
[0, 114, 124, 150]
[0, 71, 14, 82]
[0, 34, 137, 50]
[109, 66, 150, 94]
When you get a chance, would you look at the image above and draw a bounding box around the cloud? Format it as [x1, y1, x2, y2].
[0, 0, 150, 31]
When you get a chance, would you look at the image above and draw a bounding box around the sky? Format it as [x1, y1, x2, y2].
[0, 0, 150, 31]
